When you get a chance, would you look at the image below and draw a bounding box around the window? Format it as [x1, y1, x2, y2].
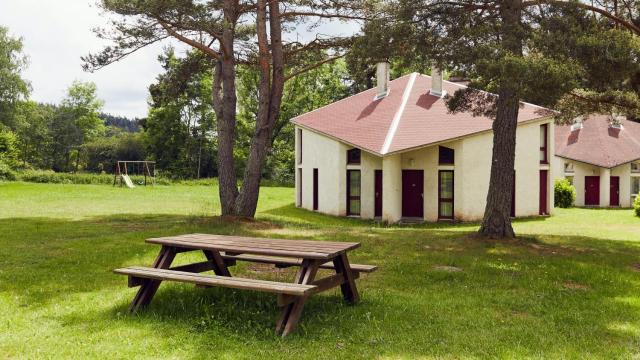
[632, 162, 640, 173]
[439, 146, 455, 165]
[438, 170, 454, 219]
[347, 148, 361, 165]
[564, 162, 574, 173]
[297, 168, 302, 207]
[540, 124, 548, 164]
[632, 177, 640, 195]
[347, 170, 361, 216]
[297, 129, 302, 165]
[567, 176, 574, 185]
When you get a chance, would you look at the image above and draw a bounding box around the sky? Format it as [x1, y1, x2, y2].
[0, 0, 186, 118]
[0, 1, 360, 119]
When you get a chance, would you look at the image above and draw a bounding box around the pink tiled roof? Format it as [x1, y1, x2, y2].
[291, 73, 551, 155]
[555, 115, 640, 168]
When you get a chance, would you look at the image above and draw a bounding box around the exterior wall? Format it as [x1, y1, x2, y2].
[296, 118, 553, 222]
[356, 151, 383, 219]
[553, 158, 635, 208]
[295, 127, 348, 215]
[382, 154, 402, 222]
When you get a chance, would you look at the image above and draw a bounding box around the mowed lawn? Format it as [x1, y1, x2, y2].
[1, 182, 640, 359]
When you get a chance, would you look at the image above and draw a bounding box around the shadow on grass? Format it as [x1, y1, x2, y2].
[2, 213, 640, 358]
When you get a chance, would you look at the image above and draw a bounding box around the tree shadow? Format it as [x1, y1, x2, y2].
[3, 212, 640, 358]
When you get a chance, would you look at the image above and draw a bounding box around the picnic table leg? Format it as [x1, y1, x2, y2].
[276, 259, 320, 337]
[333, 253, 360, 304]
[128, 245, 177, 313]
[203, 250, 231, 276]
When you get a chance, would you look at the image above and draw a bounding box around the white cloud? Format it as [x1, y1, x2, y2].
[0, 0, 183, 118]
[0, 1, 360, 118]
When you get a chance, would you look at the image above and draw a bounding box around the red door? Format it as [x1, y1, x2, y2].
[585, 176, 600, 206]
[610, 176, 620, 206]
[539, 170, 548, 215]
[374, 170, 382, 217]
[402, 170, 424, 218]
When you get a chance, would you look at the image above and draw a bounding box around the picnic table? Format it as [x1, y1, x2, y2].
[114, 234, 377, 336]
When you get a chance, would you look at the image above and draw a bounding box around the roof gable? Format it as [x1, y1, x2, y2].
[291, 73, 550, 155]
[555, 115, 640, 168]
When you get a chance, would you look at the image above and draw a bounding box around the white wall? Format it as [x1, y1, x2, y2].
[295, 127, 348, 215]
[296, 118, 553, 222]
[553, 158, 635, 208]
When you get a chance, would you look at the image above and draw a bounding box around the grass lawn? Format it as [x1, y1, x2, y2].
[1, 182, 640, 359]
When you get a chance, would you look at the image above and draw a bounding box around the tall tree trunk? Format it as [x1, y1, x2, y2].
[235, 0, 285, 217]
[479, 0, 523, 239]
[214, 0, 240, 216]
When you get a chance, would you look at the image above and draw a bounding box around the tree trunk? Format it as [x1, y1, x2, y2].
[214, 0, 240, 216]
[478, 0, 523, 239]
[234, 0, 285, 217]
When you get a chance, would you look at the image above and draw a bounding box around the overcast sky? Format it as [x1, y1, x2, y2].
[0, 1, 360, 119]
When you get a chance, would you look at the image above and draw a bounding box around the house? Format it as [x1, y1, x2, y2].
[552, 115, 640, 208]
[291, 63, 555, 222]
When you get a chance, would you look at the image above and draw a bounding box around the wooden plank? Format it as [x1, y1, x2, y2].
[150, 233, 359, 250]
[276, 272, 361, 306]
[146, 238, 333, 259]
[281, 260, 321, 337]
[221, 253, 378, 273]
[170, 261, 215, 273]
[154, 236, 354, 253]
[146, 234, 361, 256]
[128, 246, 176, 313]
[334, 253, 360, 303]
[203, 250, 231, 276]
[115, 267, 317, 296]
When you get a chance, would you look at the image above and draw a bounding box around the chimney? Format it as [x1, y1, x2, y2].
[375, 62, 390, 100]
[431, 63, 444, 97]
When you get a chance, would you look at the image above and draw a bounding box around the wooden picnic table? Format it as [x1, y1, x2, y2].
[114, 234, 376, 336]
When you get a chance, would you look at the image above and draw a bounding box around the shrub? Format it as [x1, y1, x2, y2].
[17, 170, 171, 186]
[554, 178, 576, 208]
[0, 159, 17, 181]
[634, 196, 640, 217]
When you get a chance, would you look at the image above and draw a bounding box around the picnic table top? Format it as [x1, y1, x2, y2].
[146, 233, 361, 259]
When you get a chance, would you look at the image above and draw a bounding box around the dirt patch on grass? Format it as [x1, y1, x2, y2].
[631, 263, 640, 272]
[562, 281, 590, 291]
[247, 263, 288, 274]
[433, 265, 463, 272]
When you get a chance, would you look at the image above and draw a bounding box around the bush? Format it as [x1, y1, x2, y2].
[634, 196, 640, 217]
[17, 170, 171, 186]
[0, 159, 17, 181]
[554, 178, 576, 208]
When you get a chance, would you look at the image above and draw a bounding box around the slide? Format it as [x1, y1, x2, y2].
[121, 174, 135, 188]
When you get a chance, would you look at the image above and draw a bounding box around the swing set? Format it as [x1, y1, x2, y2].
[113, 161, 156, 188]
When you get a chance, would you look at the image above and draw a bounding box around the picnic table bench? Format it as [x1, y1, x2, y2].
[114, 234, 377, 336]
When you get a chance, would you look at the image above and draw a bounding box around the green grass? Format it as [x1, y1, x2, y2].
[1, 182, 640, 359]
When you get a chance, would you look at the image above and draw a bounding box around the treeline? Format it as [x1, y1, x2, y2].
[0, 25, 352, 183]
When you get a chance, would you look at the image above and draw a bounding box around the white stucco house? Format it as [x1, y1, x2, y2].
[552, 115, 640, 208]
[291, 63, 555, 223]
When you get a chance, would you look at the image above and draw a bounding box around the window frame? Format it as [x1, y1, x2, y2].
[346, 169, 362, 216]
[540, 123, 549, 164]
[438, 146, 455, 165]
[347, 148, 361, 165]
[438, 170, 454, 220]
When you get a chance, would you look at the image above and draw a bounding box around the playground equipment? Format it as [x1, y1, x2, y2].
[114, 161, 156, 188]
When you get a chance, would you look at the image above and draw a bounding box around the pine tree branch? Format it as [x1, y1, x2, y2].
[284, 54, 346, 81]
[158, 20, 223, 60]
[522, 0, 640, 34]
